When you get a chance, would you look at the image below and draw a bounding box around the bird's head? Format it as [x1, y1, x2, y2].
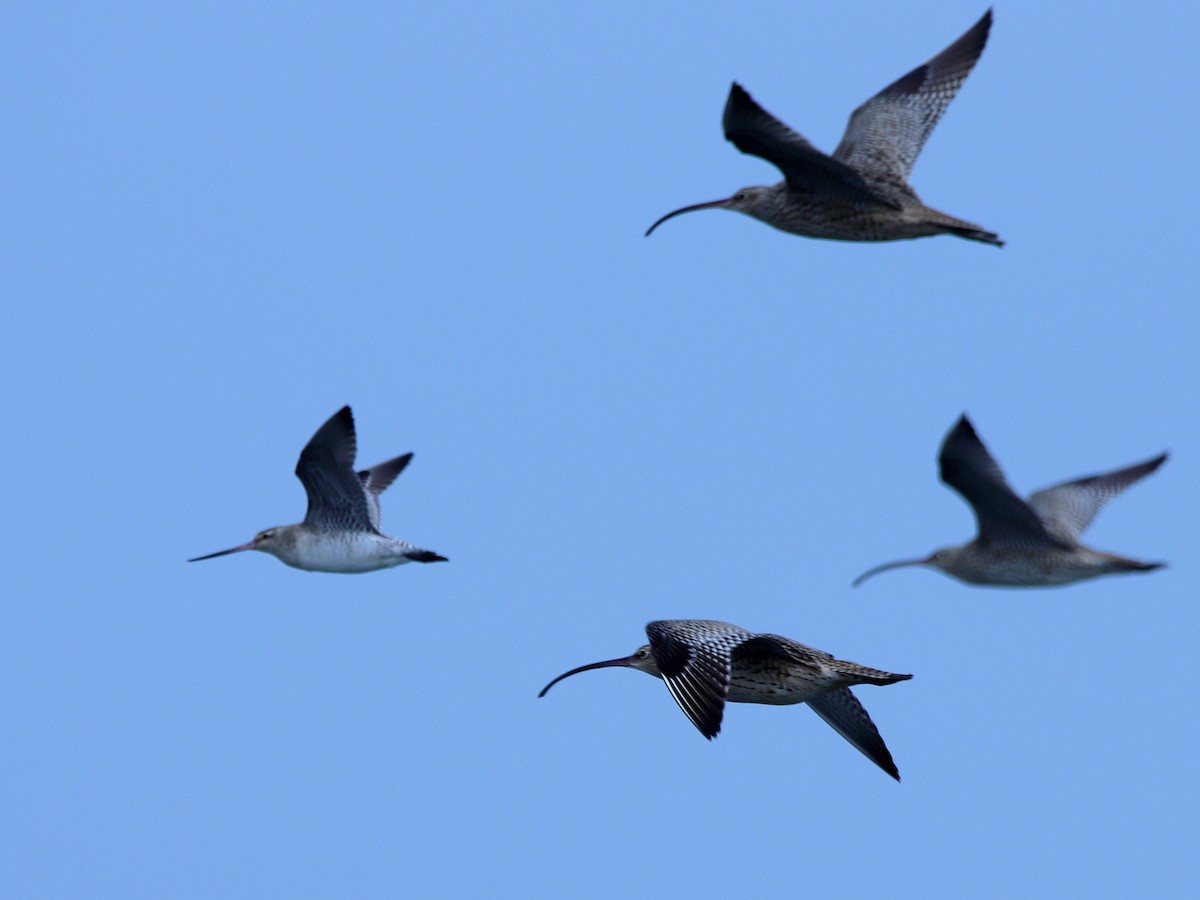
[187, 526, 287, 563]
[538, 644, 662, 698]
[853, 545, 962, 587]
[724, 185, 781, 219]
[645, 184, 780, 235]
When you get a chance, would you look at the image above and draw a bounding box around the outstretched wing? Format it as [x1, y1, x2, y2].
[939, 415, 1063, 549]
[357, 453, 413, 531]
[1027, 453, 1167, 543]
[723, 83, 889, 206]
[807, 688, 901, 781]
[833, 9, 992, 185]
[295, 406, 377, 533]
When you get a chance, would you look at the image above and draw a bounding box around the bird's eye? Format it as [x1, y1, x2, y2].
[259, 530, 274, 541]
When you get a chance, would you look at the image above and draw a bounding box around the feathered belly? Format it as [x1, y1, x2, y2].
[728, 669, 827, 706]
[283, 534, 412, 573]
[953, 550, 1117, 587]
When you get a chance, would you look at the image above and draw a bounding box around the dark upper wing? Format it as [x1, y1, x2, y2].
[732, 635, 828, 675]
[833, 9, 992, 185]
[358, 453, 413, 532]
[723, 83, 889, 206]
[939, 415, 1062, 548]
[295, 406, 376, 533]
[646, 620, 751, 740]
[807, 688, 901, 781]
[1027, 453, 1167, 544]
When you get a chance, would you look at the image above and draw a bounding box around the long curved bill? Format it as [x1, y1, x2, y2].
[187, 541, 254, 562]
[852, 556, 930, 587]
[538, 656, 635, 698]
[644, 198, 731, 236]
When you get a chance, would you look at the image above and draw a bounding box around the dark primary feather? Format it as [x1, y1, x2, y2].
[359, 454, 411, 496]
[646, 621, 745, 740]
[939, 415, 1063, 548]
[722, 84, 888, 206]
[807, 689, 902, 781]
[1027, 453, 1168, 543]
[295, 406, 378, 533]
[306, 406, 358, 470]
[833, 9, 993, 185]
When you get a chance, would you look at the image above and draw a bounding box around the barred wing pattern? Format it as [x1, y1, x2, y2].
[833, 9, 992, 186]
[1027, 454, 1167, 544]
[646, 620, 754, 739]
[358, 454, 413, 532]
[296, 406, 381, 533]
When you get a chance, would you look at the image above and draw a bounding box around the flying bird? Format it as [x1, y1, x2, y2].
[646, 9, 1002, 245]
[189, 406, 446, 573]
[854, 415, 1166, 588]
[540, 619, 911, 780]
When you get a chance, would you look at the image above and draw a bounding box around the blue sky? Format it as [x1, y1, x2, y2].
[3, 1, 1197, 896]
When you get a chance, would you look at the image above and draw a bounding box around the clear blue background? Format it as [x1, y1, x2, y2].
[3, 1, 1196, 896]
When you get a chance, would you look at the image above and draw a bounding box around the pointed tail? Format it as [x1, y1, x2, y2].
[941, 222, 1004, 246]
[1119, 559, 1165, 574]
[852, 668, 914, 687]
[925, 209, 1003, 246]
[406, 550, 448, 563]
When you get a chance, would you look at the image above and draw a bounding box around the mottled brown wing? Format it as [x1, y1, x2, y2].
[833, 9, 992, 185]
[358, 453, 413, 531]
[1027, 453, 1167, 544]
